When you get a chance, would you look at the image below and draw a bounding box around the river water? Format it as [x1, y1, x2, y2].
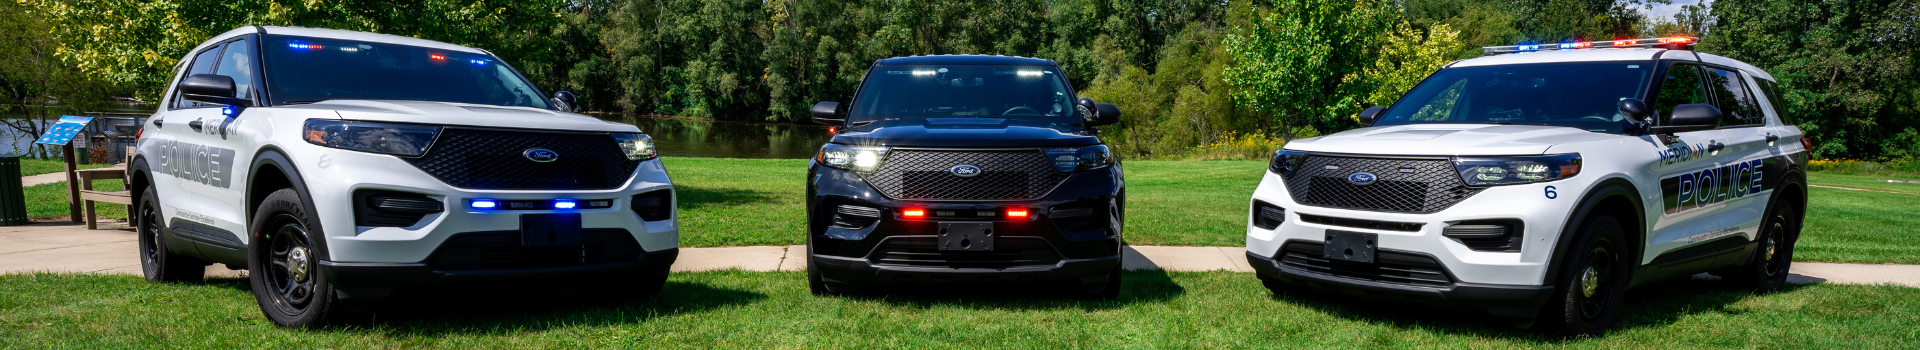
[1, 108, 829, 159]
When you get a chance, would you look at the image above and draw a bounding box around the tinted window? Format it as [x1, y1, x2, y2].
[1372, 62, 1655, 134]
[213, 39, 256, 101]
[173, 43, 227, 109]
[848, 65, 1078, 123]
[262, 35, 549, 109]
[1653, 63, 1709, 125]
[1755, 78, 1793, 125]
[1704, 67, 1762, 126]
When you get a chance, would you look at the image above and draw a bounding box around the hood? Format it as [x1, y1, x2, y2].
[288, 100, 640, 133]
[829, 118, 1100, 147]
[1284, 124, 1622, 156]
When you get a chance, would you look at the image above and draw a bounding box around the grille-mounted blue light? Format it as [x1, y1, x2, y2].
[553, 199, 577, 209]
[470, 199, 498, 209]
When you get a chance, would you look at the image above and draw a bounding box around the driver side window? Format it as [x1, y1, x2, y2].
[1653, 63, 1709, 125]
[171, 43, 227, 109]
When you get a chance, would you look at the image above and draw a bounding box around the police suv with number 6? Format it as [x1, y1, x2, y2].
[1245, 37, 1808, 336]
[132, 26, 679, 328]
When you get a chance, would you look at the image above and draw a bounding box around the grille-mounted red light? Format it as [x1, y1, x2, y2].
[902, 208, 925, 218]
[1006, 208, 1029, 218]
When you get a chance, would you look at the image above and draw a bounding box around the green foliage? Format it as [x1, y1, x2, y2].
[1223, 0, 1461, 141]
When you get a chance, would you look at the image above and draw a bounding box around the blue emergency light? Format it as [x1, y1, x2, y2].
[1482, 36, 1696, 55]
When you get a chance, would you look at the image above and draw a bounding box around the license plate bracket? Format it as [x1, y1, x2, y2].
[937, 222, 994, 251]
[1323, 230, 1377, 263]
[521, 213, 584, 246]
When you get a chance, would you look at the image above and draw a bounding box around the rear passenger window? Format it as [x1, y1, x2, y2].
[1755, 78, 1794, 125]
[172, 43, 227, 109]
[1653, 63, 1708, 125]
[1704, 67, 1763, 127]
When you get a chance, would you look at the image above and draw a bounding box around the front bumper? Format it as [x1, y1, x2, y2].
[319, 247, 679, 300]
[805, 160, 1124, 287]
[296, 144, 680, 264]
[1247, 249, 1551, 318]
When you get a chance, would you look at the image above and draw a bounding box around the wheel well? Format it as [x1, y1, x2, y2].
[128, 157, 151, 201]
[1544, 180, 1646, 283]
[1590, 195, 1643, 261]
[249, 164, 294, 225]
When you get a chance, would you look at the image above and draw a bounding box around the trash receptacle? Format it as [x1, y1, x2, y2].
[0, 156, 27, 225]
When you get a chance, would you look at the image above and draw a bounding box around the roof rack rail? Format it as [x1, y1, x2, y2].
[1481, 36, 1697, 55]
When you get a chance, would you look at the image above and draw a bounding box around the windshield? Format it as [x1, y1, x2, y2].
[262, 35, 549, 109]
[1373, 62, 1655, 134]
[848, 65, 1078, 123]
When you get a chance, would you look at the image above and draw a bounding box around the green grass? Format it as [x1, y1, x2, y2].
[23, 180, 126, 221]
[2, 271, 1915, 348]
[1796, 187, 1920, 264]
[1807, 172, 1920, 195]
[16, 158, 112, 176]
[1120, 160, 1266, 245]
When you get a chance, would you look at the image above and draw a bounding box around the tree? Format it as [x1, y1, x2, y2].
[0, 2, 122, 158]
[1222, 0, 1396, 140]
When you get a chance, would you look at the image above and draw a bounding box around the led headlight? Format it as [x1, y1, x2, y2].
[1270, 149, 1308, 176]
[1452, 154, 1582, 186]
[1043, 145, 1114, 172]
[612, 133, 658, 161]
[303, 119, 441, 156]
[817, 144, 888, 172]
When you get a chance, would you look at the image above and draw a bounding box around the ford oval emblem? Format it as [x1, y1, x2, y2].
[950, 164, 982, 177]
[523, 148, 560, 163]
[1347, 172, 1378, 186]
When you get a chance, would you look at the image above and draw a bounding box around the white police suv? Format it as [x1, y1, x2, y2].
[1245, 37, 1809, 336]
[131, 26, 678, 327]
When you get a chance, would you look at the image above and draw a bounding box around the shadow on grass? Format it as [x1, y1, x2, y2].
[827, 270, 1185, 311]
[1265, 274, 1809, 342]
[202, 277, 763, 334]
[676, 184, 782, 211]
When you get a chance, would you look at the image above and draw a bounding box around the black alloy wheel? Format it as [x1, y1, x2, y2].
[136, 186, 205, 283]
[1538, 213, 1630, 337]
[249, 188, 343, 328]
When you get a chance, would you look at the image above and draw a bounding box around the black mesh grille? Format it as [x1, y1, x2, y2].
[405, 129, 641, 190]
[864, 150, 1068, 200]
[1278, 241, 1453, 287]
[1281, 155, 1482, 214]
[868, 236, 1061, 269]
[427, 230, 642, 270]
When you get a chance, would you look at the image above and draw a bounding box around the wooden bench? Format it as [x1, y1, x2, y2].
[74, 167, 130, 229]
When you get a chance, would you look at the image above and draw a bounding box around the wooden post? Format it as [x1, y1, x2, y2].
[64, 143, 81, 223]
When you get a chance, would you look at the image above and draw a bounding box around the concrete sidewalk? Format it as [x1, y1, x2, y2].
[3, 222, 1916, 288]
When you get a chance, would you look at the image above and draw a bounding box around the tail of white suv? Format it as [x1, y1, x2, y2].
[132, 26, 679, 328]
[1245, 37, 1808, 336]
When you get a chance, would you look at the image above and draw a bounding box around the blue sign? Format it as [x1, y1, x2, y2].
[34, 116, 94, 146]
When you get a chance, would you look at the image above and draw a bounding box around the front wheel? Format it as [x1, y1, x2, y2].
[1536, 213, 1631, 337]
[248, 188, 346, 328]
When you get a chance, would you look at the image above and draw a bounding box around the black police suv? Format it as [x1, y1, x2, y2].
[805, 55, 1126, 298]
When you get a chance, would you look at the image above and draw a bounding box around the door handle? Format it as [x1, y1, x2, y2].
[1765, 134, 1780, 144]
[1707, 141, 1725, 153]
[188, 119, 204, 132]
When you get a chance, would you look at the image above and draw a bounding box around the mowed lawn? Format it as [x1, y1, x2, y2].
[3, 271, 1916, 348]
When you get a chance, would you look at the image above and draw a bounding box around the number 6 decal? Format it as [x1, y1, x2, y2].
[1545, 185, 1558, 199]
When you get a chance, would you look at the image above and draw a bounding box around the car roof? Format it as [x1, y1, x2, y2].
[1449, 48, 1776, 81]
[260, 26, 487, 54]
[877, 55, 1056, 66]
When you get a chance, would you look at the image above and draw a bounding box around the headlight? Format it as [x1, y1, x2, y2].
[612, 133, 658, 161]
[1270, 149, 1307, 176]
[817, 144, 888, 172]
[1452, 154, 1581, 186]
[1043, 145, 1114, 172]
[303, 119, 440, 156]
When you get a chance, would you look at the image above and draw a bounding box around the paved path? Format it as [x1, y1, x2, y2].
[19, 166, 125, 187]
[2, 222, 1914, 288]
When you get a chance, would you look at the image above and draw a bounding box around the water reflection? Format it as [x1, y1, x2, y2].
[602, 115, 829, 159]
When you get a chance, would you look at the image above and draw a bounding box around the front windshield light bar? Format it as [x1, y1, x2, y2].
[1481, 36, 1697, 55]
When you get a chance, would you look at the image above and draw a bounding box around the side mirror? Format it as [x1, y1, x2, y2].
[810, 101, 844, 126]
[180, 74, 249, 107]
[551, 91, 578, 112]
[1356, 106, 1386, 125]
[1647, 103, 1721, 134]
[1077, 98, 1121, 126]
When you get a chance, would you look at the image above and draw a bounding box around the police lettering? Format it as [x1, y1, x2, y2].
[149, 139, 237, 188]
[1661, 159, 1765, 214]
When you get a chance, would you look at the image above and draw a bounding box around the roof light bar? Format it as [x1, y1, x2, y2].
[1481, 36, 1699, 55]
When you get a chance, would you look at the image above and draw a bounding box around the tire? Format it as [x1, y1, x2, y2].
[1536, 213, 1631, 337]
[248, 188, 346, 328]
[1723, 204, 1799, 294]
[1259, 275, 1286, 295]
[136, 186, 206, 283]
[1083, 267, 1123, 300]
[807, 263, 832, 296]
